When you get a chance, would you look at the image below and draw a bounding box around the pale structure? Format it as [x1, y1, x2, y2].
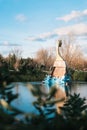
[52, 41, 67, 113]
[52, 41, 66, 78]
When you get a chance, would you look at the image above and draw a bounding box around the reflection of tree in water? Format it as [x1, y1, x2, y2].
[29, 84, 65, 116]
[0, 81, 87, 130]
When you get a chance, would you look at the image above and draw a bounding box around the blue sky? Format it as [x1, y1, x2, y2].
[0, 0, 87, 58]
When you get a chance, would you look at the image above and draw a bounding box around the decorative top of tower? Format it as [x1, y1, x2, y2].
[53, 40, 66, 68]
[56, 40, 63, 61]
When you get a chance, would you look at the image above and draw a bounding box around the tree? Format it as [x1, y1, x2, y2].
[10, 48, 22, 60]
[7, 48, 22, 70]
[59, 34, 85, 70]
[35, 47, 55, 69]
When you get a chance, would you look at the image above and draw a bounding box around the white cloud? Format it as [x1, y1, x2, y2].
[26, 23, 87, 42]
[26, 32, 57, 42]
[54, 23, 87, 36]
[15, 14, 27, 22]
[56, 9, 87, 22]
[0, 41, 20, 46]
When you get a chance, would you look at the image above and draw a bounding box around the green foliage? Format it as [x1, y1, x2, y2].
[61, 93, 87, 119]
[8, 70, 46, 82]
[60, 93, 87, 130]
[73, 71, 87, 81]
[29, 89, 87, 130]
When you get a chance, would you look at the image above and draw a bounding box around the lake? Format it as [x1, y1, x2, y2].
[7, 81, 87, 115]
[71, 82, 87, 99]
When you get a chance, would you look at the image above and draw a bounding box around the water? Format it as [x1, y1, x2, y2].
[6, 82, 87, 114]
[71, 82, 87, 99]
[10, 82, 42, 114]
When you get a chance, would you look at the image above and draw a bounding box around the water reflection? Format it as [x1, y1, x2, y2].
[71, 82, 87, 99]
[7, 82, 87, 114]
[10, 82, 38, 113]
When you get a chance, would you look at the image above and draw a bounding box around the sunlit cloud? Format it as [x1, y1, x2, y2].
[54, 23, 87, 36]
[26, 32, 57, 42]
[15, 14, 27, 22]
[26, 23, 87, 42]
[56, 9, 87, 22]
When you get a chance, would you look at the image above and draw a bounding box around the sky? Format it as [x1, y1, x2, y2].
[0, 0, 87, 58]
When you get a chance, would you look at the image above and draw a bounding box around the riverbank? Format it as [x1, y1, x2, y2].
[8, 70, 87, 82]
[0, 66, 87, 89]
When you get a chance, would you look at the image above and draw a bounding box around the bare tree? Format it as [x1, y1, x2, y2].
[8, 48, 22, 71]
[35, 34, 85, 71]
[10, 48, 22, 60]
[35, 47, 55, 68]
[59, 34, 85, 70]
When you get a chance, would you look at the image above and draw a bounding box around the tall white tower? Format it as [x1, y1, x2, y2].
[52, 40, 66, 77]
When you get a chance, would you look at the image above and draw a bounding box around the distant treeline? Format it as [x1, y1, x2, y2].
[0, 52, 87, 87]
[7, 68, 87, 82]
[72, 70, 87, 82]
